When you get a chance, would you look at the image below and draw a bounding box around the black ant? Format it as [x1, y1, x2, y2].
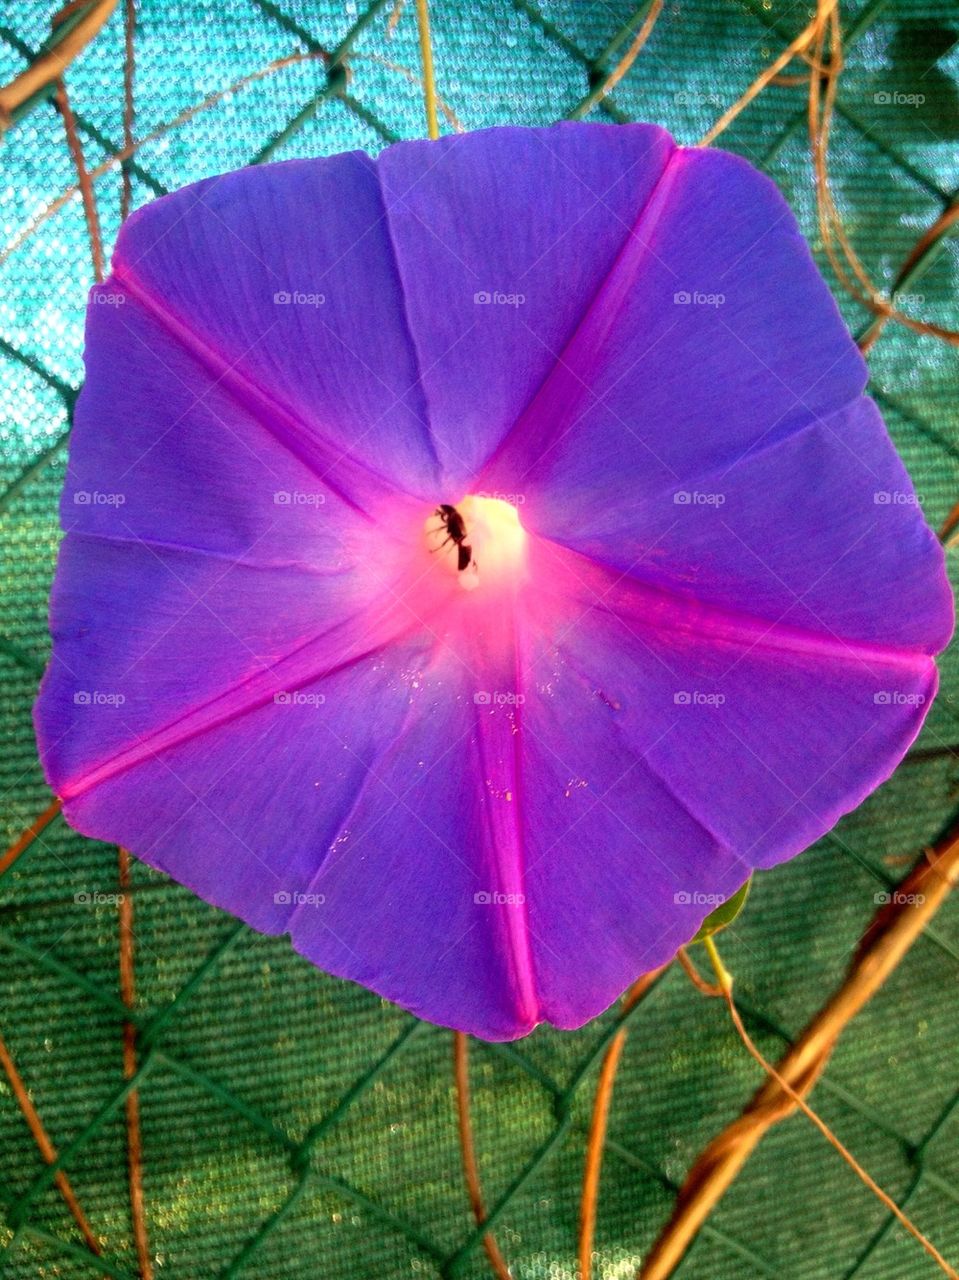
[431, 503, 474, 572]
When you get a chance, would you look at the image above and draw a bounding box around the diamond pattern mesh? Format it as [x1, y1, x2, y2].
[1, 2, 958, 1277]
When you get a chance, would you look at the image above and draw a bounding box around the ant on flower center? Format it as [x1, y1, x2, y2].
[423, 495, 526, 592]
[430, 503, 475, 573]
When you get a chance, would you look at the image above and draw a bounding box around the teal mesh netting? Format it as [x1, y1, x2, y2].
[1, 2, 958, 1277]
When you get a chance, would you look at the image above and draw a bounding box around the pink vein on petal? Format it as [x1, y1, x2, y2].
[468, 605, 539, 1028]
[57, 592, 425, 803]
[110, 262, 419, 518]
[536, 537, 942, 670]
[477, 144, 683, 487]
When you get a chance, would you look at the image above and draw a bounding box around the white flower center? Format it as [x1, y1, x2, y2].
[423, 495, 527, 591]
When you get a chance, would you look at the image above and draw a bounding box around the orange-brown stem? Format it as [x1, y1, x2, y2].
[54, 78, 105, 282]
[578, 967, 667, 1280]
[453, 1031, 511, 1280]
[0, 798, 62, 878]
[0, 1033, 101, 1254]
[118, 847, 153, 1279]
[640, 832, 959, 1279]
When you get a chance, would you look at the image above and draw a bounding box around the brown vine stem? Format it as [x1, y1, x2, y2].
[118, 847, 152, 1279]
[120, 0, 136, 223]
[858, 199, 959, 355]
[698, 0, 958, 349]
[355, 53, 464, 131]
[807, 1, 959, 348]
[568, 0, 664, 119]
[938, 499, 959, 545]
[0, 797, 62, 878]
[4, 40, 460, 271]
[675, 947, 722, 998]
[414, 0, 439, 140]
[453, 1032, 511, 1279]
[387, 0, 406, 38]
[0, 47, 328, 272]
[578, 965, 668, 1280]
[0, 1033, 102, 1254]
[0, 0, 118, 132]
[698, 0, 837, 147]
[640, 830, 959, 1279]
[54, 77, 104, 282]
[768, 40, 831, 86]
[1, 800, 99, 1254]
[716, 963, 958, 1280]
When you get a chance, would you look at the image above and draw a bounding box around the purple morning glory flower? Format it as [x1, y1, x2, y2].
[35, 124, 952, 1041]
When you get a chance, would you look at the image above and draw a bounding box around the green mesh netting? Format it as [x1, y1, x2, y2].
[1, 2, 958, 1277]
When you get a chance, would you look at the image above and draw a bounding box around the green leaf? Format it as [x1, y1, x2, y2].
[691, 876, 752, 943]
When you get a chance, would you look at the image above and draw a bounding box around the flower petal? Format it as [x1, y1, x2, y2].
[65, 281, 382, 556]
[38, 533, 425, 797]
[521, 395, 951, 654]
[35, 123, 952, 1042]
[517, 539, 939, 1028]
[45, 530, 941, 1040]
[473, 140, 951, 656]
[47, 579, 543, 1040]
[374, 122, 676, 488]
[479, 144, 867, 517]
[107, 151, 449, 503]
